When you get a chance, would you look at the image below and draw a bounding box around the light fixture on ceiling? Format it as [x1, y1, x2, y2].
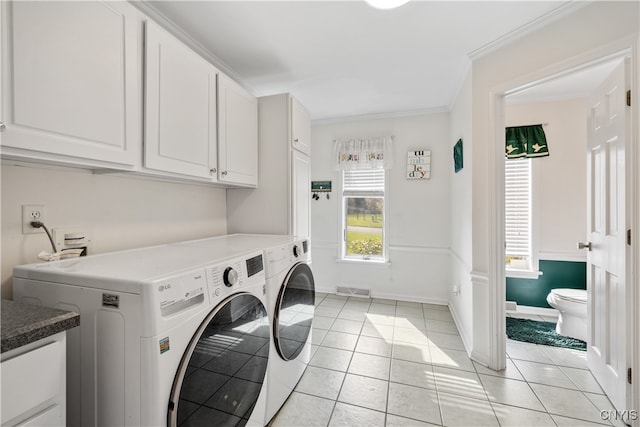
[364, 0, 411, 10]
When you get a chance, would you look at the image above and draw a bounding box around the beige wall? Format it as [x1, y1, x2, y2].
[310, 112, 452, 303]
[506, 97, 589, 261]
[459, 0, 639, 365]
[448, 68, 474, 353]
[1, 163, 227, 299]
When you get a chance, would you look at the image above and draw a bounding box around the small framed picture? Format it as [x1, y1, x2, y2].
[407, 150, 431, 180]
[453, 139, 463, 173]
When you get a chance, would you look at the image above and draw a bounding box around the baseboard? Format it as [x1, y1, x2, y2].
[509, 305, 559, 317]
[470, 349, 490, 367]
[315, 286, 448, 306]
[448, 303, 473, 357]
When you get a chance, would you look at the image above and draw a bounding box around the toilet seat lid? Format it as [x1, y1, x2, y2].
[551, 288, 587, 303]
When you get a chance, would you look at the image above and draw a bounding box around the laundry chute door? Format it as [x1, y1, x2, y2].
[585, 58, 629, 414]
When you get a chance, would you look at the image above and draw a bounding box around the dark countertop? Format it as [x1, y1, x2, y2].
[1, 299, 80, 353]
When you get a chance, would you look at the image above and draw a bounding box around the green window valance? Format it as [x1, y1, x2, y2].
[505, 124, 549, 159]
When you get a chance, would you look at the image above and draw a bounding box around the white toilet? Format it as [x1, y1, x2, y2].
[546, 288, 587, 342]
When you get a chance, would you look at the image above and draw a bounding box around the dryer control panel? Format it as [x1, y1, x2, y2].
[264, 240, 309, 278]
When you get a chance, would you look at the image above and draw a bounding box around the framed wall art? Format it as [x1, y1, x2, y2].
[407, 150, 431, 180]
[453, 139, 463, 173]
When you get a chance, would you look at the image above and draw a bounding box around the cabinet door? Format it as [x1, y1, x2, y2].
[1, 339, 65, 426]
[1, 1, 140, 166]
[144, 21, 218, 180]
[292, 150, 311, 238]
[218, 73, 258, 187]
[291, 97, 311, 156]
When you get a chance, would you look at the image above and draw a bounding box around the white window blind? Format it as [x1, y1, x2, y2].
[343, 169, 385, 196]
[505, 158, 531, 260]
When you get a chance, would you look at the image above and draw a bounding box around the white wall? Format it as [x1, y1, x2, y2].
[311, 113, 451, 303]
[1, 163, 228, 299]
[448, 69, 474, 353]
[506, 98, 588, 261]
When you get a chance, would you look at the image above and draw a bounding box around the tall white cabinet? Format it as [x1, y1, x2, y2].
[227, 93, 311, 237]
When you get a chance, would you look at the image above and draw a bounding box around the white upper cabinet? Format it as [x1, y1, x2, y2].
[1, 1, 140, 167]
[217, 73, 258, 187]
[1, 2, 258, 187]
[226, 93, 310, 237]
[290, 97, 311, 156]
[144, 21, 218, 181]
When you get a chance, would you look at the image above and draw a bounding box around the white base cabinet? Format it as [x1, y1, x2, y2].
[1, 332, 67, 427]
[1, 1, 140, 168]
[227, 93, 311, 237]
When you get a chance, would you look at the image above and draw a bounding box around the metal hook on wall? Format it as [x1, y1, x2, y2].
[311, 181, 332, 201]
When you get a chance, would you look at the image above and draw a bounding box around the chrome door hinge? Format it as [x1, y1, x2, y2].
[628, 367, 632, 384]
[627, 90, 631, 107]
[0, 122, 6, 132]
[627, 229, 631, 246]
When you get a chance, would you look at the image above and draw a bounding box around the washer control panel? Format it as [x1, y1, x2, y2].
[154, 269, 207, 317]
[152, 250, 265, 319]
[207, 250, 265, 303]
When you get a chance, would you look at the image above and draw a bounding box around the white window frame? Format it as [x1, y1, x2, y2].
[505, 157, 540, 279]
[340, 169, 388, 263]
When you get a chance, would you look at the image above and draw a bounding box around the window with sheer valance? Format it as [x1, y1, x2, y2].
[333, 136, 394, 170]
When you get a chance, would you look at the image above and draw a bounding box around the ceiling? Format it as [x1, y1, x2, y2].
[146, 1, 578, 121]
[506, 57, 623, 104]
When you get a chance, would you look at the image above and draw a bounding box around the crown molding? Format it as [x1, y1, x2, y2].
[468, 1, 590, 61]
[312, 106, 449, 126]
[131, 1, 255, 94]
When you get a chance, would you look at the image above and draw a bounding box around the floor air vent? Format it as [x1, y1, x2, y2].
[336, 286, 371, 298]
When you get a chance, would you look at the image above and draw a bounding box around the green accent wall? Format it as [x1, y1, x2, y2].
[506, 260, 586, 308]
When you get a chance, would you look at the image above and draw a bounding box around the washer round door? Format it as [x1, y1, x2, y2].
[274, 262, 315, 361]
[168, 293, 270, 427]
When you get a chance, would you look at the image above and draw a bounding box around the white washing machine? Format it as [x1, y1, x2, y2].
[263, 238, 315, 424]
[12, 241, 270, 427]
[174, 234, 315, 424]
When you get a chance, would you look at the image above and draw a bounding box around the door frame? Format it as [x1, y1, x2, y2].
[488, 36, 638, 418]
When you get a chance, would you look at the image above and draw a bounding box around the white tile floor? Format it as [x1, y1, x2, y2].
[269, 293, 623, 427]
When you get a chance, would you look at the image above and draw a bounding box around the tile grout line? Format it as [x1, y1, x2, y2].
[300, 297, 616, 427]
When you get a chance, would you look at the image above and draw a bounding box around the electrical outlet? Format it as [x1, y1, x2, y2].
[22, 205, 46, 234]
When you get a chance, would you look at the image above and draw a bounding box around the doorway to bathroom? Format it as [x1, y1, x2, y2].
[497, 51, 635, 415]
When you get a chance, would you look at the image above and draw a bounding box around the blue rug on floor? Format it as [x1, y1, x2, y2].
[506, 317, 586, 351]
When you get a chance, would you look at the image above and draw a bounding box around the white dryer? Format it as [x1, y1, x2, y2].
[12, 242, 270, 427]
[263, 238, 315, 424]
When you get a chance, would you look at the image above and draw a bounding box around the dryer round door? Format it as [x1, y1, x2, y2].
[168, 293, 269, 427]
[274, 262, 315, 361]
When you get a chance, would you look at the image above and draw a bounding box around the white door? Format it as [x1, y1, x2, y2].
[144, 21, 217, 180]
[586, 58, 629, 413]
[291, 97, 311, 156]
[2, 1, 139, 166]
[292, 149, 311, 238]
[217, 73, 258, 187]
